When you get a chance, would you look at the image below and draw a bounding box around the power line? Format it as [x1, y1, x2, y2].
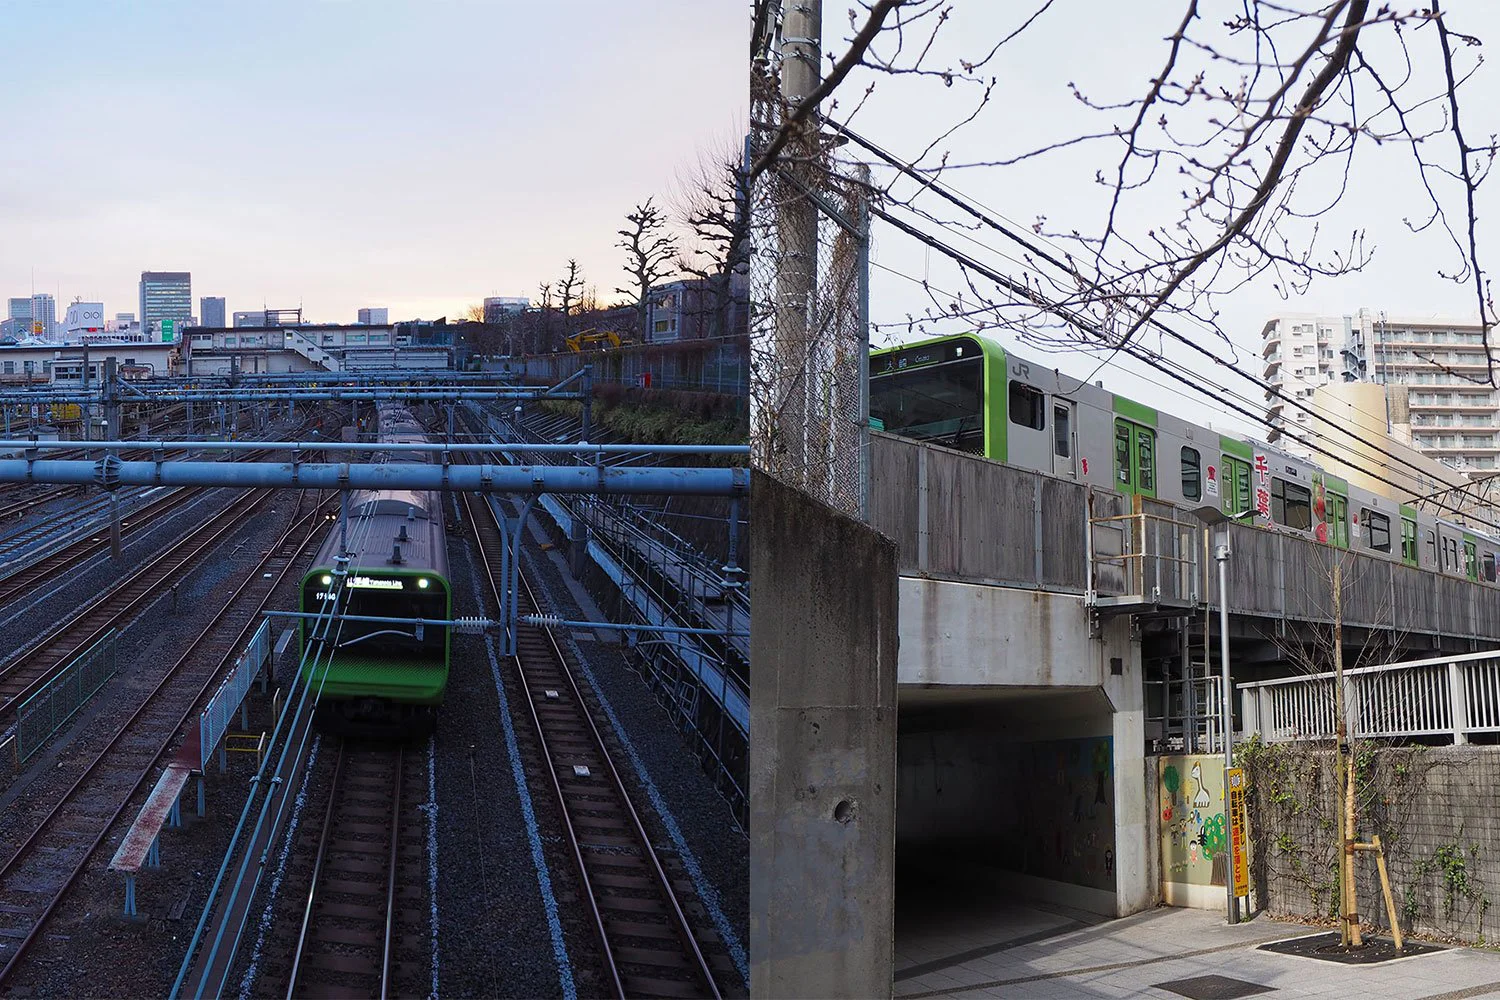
[841, 123, 1500, 519]
[864, 202, 1500, 533]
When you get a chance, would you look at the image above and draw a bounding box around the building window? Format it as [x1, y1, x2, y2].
[1181, 447, 1201, 500]
[1008, 382, 1045, 431]
[1271, 477, 1312, 530]
[1362, 509, 1391, 552]
[2, 362, 11, 375]
[654, 320, 669, 333]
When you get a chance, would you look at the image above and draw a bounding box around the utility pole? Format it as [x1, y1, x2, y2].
[773, 0, 821, 489]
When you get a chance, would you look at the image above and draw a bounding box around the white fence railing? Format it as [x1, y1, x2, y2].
[198, 621, 272, 770]
[1239, 649, 1500, 745]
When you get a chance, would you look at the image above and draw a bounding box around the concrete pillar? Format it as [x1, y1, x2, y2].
[750, 471, 897, 999]
[1103, 616, 1152, 916]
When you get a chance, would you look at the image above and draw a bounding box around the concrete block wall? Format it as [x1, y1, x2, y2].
[1244, 745, 1500, 943]
[749, 471, 899, 999]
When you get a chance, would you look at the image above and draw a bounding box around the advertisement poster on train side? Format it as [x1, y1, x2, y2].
[1205, 465, 1219, 499]
[1253, 453, 1271, 520]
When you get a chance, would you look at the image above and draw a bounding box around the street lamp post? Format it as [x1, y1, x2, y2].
[1215, 537, 1238, 926]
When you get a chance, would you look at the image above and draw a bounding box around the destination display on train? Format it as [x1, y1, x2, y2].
[871, 338, 977, 376]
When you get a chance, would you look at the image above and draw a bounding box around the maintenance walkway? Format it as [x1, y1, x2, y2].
[894, 890, 1500, 1000]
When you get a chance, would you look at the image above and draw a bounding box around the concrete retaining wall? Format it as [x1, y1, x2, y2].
[749, 471, 899, 999]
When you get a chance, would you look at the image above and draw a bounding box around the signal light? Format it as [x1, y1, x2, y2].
[417, 578, 430, 588]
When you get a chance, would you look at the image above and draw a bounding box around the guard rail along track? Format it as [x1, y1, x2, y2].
[0, 489, 335, 986]
[463, 489, 730, 999]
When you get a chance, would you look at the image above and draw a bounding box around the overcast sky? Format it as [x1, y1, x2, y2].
[840, 3, 1500, 437]
[2, 1, 744, 325]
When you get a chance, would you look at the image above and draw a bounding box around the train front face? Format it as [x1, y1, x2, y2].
[299, 513, 451, 730]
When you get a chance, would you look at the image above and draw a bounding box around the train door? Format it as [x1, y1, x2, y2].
[1052, 400, 1076, 478]
[1328, 492, 1349, 548]
[1465, 539, 1479, 581]
[1400, 517, 1418, 567]
[1113, 418, 1156, 497]
[1220, 455, 1252, 517]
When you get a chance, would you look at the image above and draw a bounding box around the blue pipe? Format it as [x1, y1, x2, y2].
[0, 438, 748, 456]
[0, 459, 747, 496]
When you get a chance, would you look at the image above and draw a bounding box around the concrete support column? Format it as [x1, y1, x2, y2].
[1104, 617, 1151, 916]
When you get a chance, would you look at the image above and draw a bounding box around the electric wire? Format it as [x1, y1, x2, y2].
[834, 121, 1500, 501]
[863, 202, 1500, 534]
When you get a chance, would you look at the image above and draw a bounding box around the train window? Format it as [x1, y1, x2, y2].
[1401, 518, 1418, 565]
[1053, 404, 1070, 457]
[1137, 430, 1155, 492]
[1426, 530, 1437, 565]
[1362, 510, 1391, 552]
[1009, 383, 1046, 431]
[1465, 540, 1478, 581]
[1115, 424, 1131, 485]
[1485, 551, 1497, 583]
[1181, 447, 1201, 501]
[1271, 478, 1312, 530]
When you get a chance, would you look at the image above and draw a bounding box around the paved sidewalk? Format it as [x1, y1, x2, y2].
[895, 902, 1500, 999]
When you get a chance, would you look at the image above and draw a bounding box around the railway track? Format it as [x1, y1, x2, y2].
[462, 490, 729, 999]
[0, 490, 334, 986]
[277, 742, 425, 1000]
[0, 487, 279, 715]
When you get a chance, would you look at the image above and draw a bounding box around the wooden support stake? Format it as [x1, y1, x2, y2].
[1373, 835, 1404, 954]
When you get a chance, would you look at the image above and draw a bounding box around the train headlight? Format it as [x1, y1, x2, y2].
[320, 574, 332, 585]
[417, 578, 430, 589]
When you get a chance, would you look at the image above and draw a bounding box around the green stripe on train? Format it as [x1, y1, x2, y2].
[1112, 395, 1157, 427]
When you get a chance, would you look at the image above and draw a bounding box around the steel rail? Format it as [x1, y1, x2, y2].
[464, 491, 722, 999]
[284, 743, 346, 1000]
[0, 491, 334, 987]
[283, 744, 406, 1000]
[0, 487, 279, 715]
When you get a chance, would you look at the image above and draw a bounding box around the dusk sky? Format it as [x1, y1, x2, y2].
[2, 2, 745, 325]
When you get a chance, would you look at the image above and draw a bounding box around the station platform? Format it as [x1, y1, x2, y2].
[894, 880, 1500, 1000]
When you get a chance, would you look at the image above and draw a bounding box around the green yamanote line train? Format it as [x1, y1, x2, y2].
[869, 332, 1500, 583]
[299, 402, 451, 736]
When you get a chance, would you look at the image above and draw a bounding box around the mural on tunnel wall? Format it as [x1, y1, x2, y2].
[1011, 736, 1115, 891]
[1159, 754, 1228, 888]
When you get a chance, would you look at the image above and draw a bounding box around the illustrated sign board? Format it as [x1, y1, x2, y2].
[1227, 766, 1250, 898]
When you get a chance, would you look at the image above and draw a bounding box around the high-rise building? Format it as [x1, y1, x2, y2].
[1263, 308, 1500, 470]
[30, 294, 56, 340]
[200, 296, 226, 328]
[358, 307, 389, 325]
[7, 298, 31, 323]
[139, 271, 191, 341]
[483, 296, 529, 323]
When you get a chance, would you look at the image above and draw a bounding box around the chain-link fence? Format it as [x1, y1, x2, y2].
[750, 35, 873, 520]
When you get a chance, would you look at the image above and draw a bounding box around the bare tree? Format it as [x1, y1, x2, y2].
[555, 259, 584, 341]
[462, 303, 485, 323]
[616, 198, 680, 342]
[751, 1, 1495, 375]
[676, 143, 751, 339]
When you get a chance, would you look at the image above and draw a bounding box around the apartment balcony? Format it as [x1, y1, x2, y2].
[1262, 336, 1280, 357]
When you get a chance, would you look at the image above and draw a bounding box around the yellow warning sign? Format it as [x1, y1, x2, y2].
[1227, 767, 1250, 898]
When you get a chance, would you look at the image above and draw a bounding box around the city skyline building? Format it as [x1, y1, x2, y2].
[139, 271, 191, 341]
[200, 296, 225, 328]
[483, 296, 529, 323]
[29, 293, 56, 340]
[358, 306, 389, 325]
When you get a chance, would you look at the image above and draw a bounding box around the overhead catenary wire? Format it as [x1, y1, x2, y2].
[863, 200, 1500, 535]
[835, 121, 1495, 472]
[835, 123, 1500, 520]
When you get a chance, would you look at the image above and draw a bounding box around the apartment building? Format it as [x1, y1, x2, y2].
[1263, 309, 1500, 470]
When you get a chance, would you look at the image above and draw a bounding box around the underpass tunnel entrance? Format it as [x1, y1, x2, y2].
[895, 687, 1124, 969]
